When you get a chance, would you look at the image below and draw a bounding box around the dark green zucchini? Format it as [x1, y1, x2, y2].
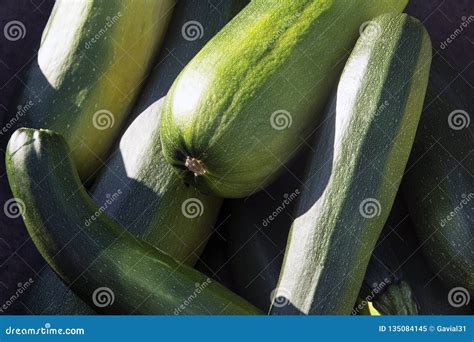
[20, 98, 221, 314]
[395, 210, 473, 315]
[356, 197, 472, 315]
[15, 0, 175, 180]
[6, 128, 262, 315]
[359, 195, 418, 315]
[402, 54, 474, 294]
[271, 13, 432, 315]
[0, 0, 54, 312]
[160, 0, 409, 198]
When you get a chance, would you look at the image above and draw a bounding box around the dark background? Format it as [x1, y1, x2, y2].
[0, 0, 472, 308]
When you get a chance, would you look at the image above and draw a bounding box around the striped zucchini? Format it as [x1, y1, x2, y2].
[271, 13, 432, 315]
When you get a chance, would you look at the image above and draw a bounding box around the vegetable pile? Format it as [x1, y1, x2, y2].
[3, 0, 473, 315]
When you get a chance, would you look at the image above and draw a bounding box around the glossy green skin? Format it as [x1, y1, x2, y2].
[160, 0, 409, 198]
[271, 14, 432, 315]
[17, 1, 249, 315]
[6, 128, 262, 315]
[402, 55, 474, 294]
[16, 0, 175, 180]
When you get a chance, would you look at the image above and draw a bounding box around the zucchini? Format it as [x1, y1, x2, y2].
[271, 13, 432, 315]
[359, 195, 418, 315]
[402, 54, 474, 294]
[6, 128, 261, 315]
[15, 0, 175, 180]
[394, 208, 473, 315]
[19, 98, 220, 314]
[16, 268, 95, 315]
[160, 0, 409, 198]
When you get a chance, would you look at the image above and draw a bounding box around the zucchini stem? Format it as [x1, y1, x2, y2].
[185, 156, 207, 176]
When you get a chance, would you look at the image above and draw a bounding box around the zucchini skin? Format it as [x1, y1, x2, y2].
[16, 1, 249, 314]
[6, 128, 261, 315]
[402, 55, 474, 294]
[15, 0, 175, 180]
[160, 0, 409, 198]
[271, 14, 432, 315]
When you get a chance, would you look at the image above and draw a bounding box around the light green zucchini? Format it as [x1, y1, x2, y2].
[160, 0, 408, 198]
[270, 13, 432, 315]
[15, 0, 175, 180]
